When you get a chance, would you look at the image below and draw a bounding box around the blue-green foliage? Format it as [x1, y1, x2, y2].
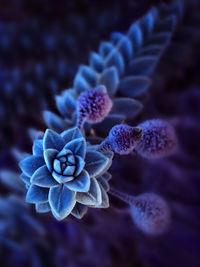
[43, 1, 183, 136]
[19, 127, 113, 220]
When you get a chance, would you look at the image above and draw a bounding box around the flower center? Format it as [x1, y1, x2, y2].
[53, 152, 76, 178]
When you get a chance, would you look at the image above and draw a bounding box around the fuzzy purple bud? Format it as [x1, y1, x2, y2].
[135, 119, 178, 159]
[101, 124, 143, 155]
[76, 86, 112, 128]
[130, 193, 171, 235]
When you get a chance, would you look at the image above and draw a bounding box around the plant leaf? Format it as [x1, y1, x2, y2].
[32, 140, 43, 156]
[19, 156, 45, 177]
[119, 76, 151, 97]
[64, 137, 86, 158]
[43, 129, 65, 151]
[85, 151, 109, 177]
[98, 66, 119, 96]
[49, 184, 76, 220]
[76, 178, 102, 206]
[89, 51, 104, 72]
[112, 97, 143, 119]
[73, 74, 90, 94]
[127, 56, 158, 76]
[61, 127, 82, 143]
[71, 203, 88, 219]
[26, 185, 48, 203]
[35, 202, 51, 213]
[43, 111, 69, 133]
[31, 165, 57, 188]
[66, 170, 90, 193]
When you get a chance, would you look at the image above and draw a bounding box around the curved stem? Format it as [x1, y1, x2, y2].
[98, 139, 113, 152]
[76, 114, 86, 129]
[109, 187, 136, 206]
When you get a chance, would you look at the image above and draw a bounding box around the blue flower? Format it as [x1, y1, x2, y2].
[19, 127, 113, 220]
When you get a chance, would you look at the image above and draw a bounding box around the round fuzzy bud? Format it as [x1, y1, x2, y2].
[135, 119, 178, 159]
[76, 85, 112, 128]
[130, 193, 171, 235]
[101, 124, 143, 155]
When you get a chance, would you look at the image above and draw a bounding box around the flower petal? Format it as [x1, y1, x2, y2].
[97, 176, 110, 192]
[44, 148, 58, 172]
[92, 184, 109, 208]
[99, 185, 109, 208]
[74, 155, 85, 176]
[65, 170, 90, 193]
[32, 140, 43, 156]
[101, 172, 112, 181]
[71, 203, 88, 219]
[76, 178, 102, 206]
[53, 159, 62, 174]
[48, 184, 76, 221]
[31, 165, 57, 187]
[19, 156, 45, 177]
[59, 157, 67, 163]
[36, 202, 51, 213]
[52, 171, 74, 183]
[61, 127, 83, 143]
[20, 173, 31, 185]
[26, 185, 48, 203]
[63, 166, 76, 176]
[43, 129, 65, 151]
[84, 151, 109, 177]
[68, 155, 76, 165]
[64, 137, 86, 158]
[57, 148, 72, 158]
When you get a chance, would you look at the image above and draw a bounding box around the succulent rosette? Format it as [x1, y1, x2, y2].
[19, 127, 113, 220]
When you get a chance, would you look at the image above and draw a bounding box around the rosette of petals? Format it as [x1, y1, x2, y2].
[19, 127, 113, 220]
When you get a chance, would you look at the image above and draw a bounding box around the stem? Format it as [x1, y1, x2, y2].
[76, 114, 86, 129]
[98, 139, 113, 152]
[109, 187, 136, 206]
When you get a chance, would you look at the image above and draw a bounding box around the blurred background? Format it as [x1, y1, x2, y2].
[0, 0, 200, 266]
